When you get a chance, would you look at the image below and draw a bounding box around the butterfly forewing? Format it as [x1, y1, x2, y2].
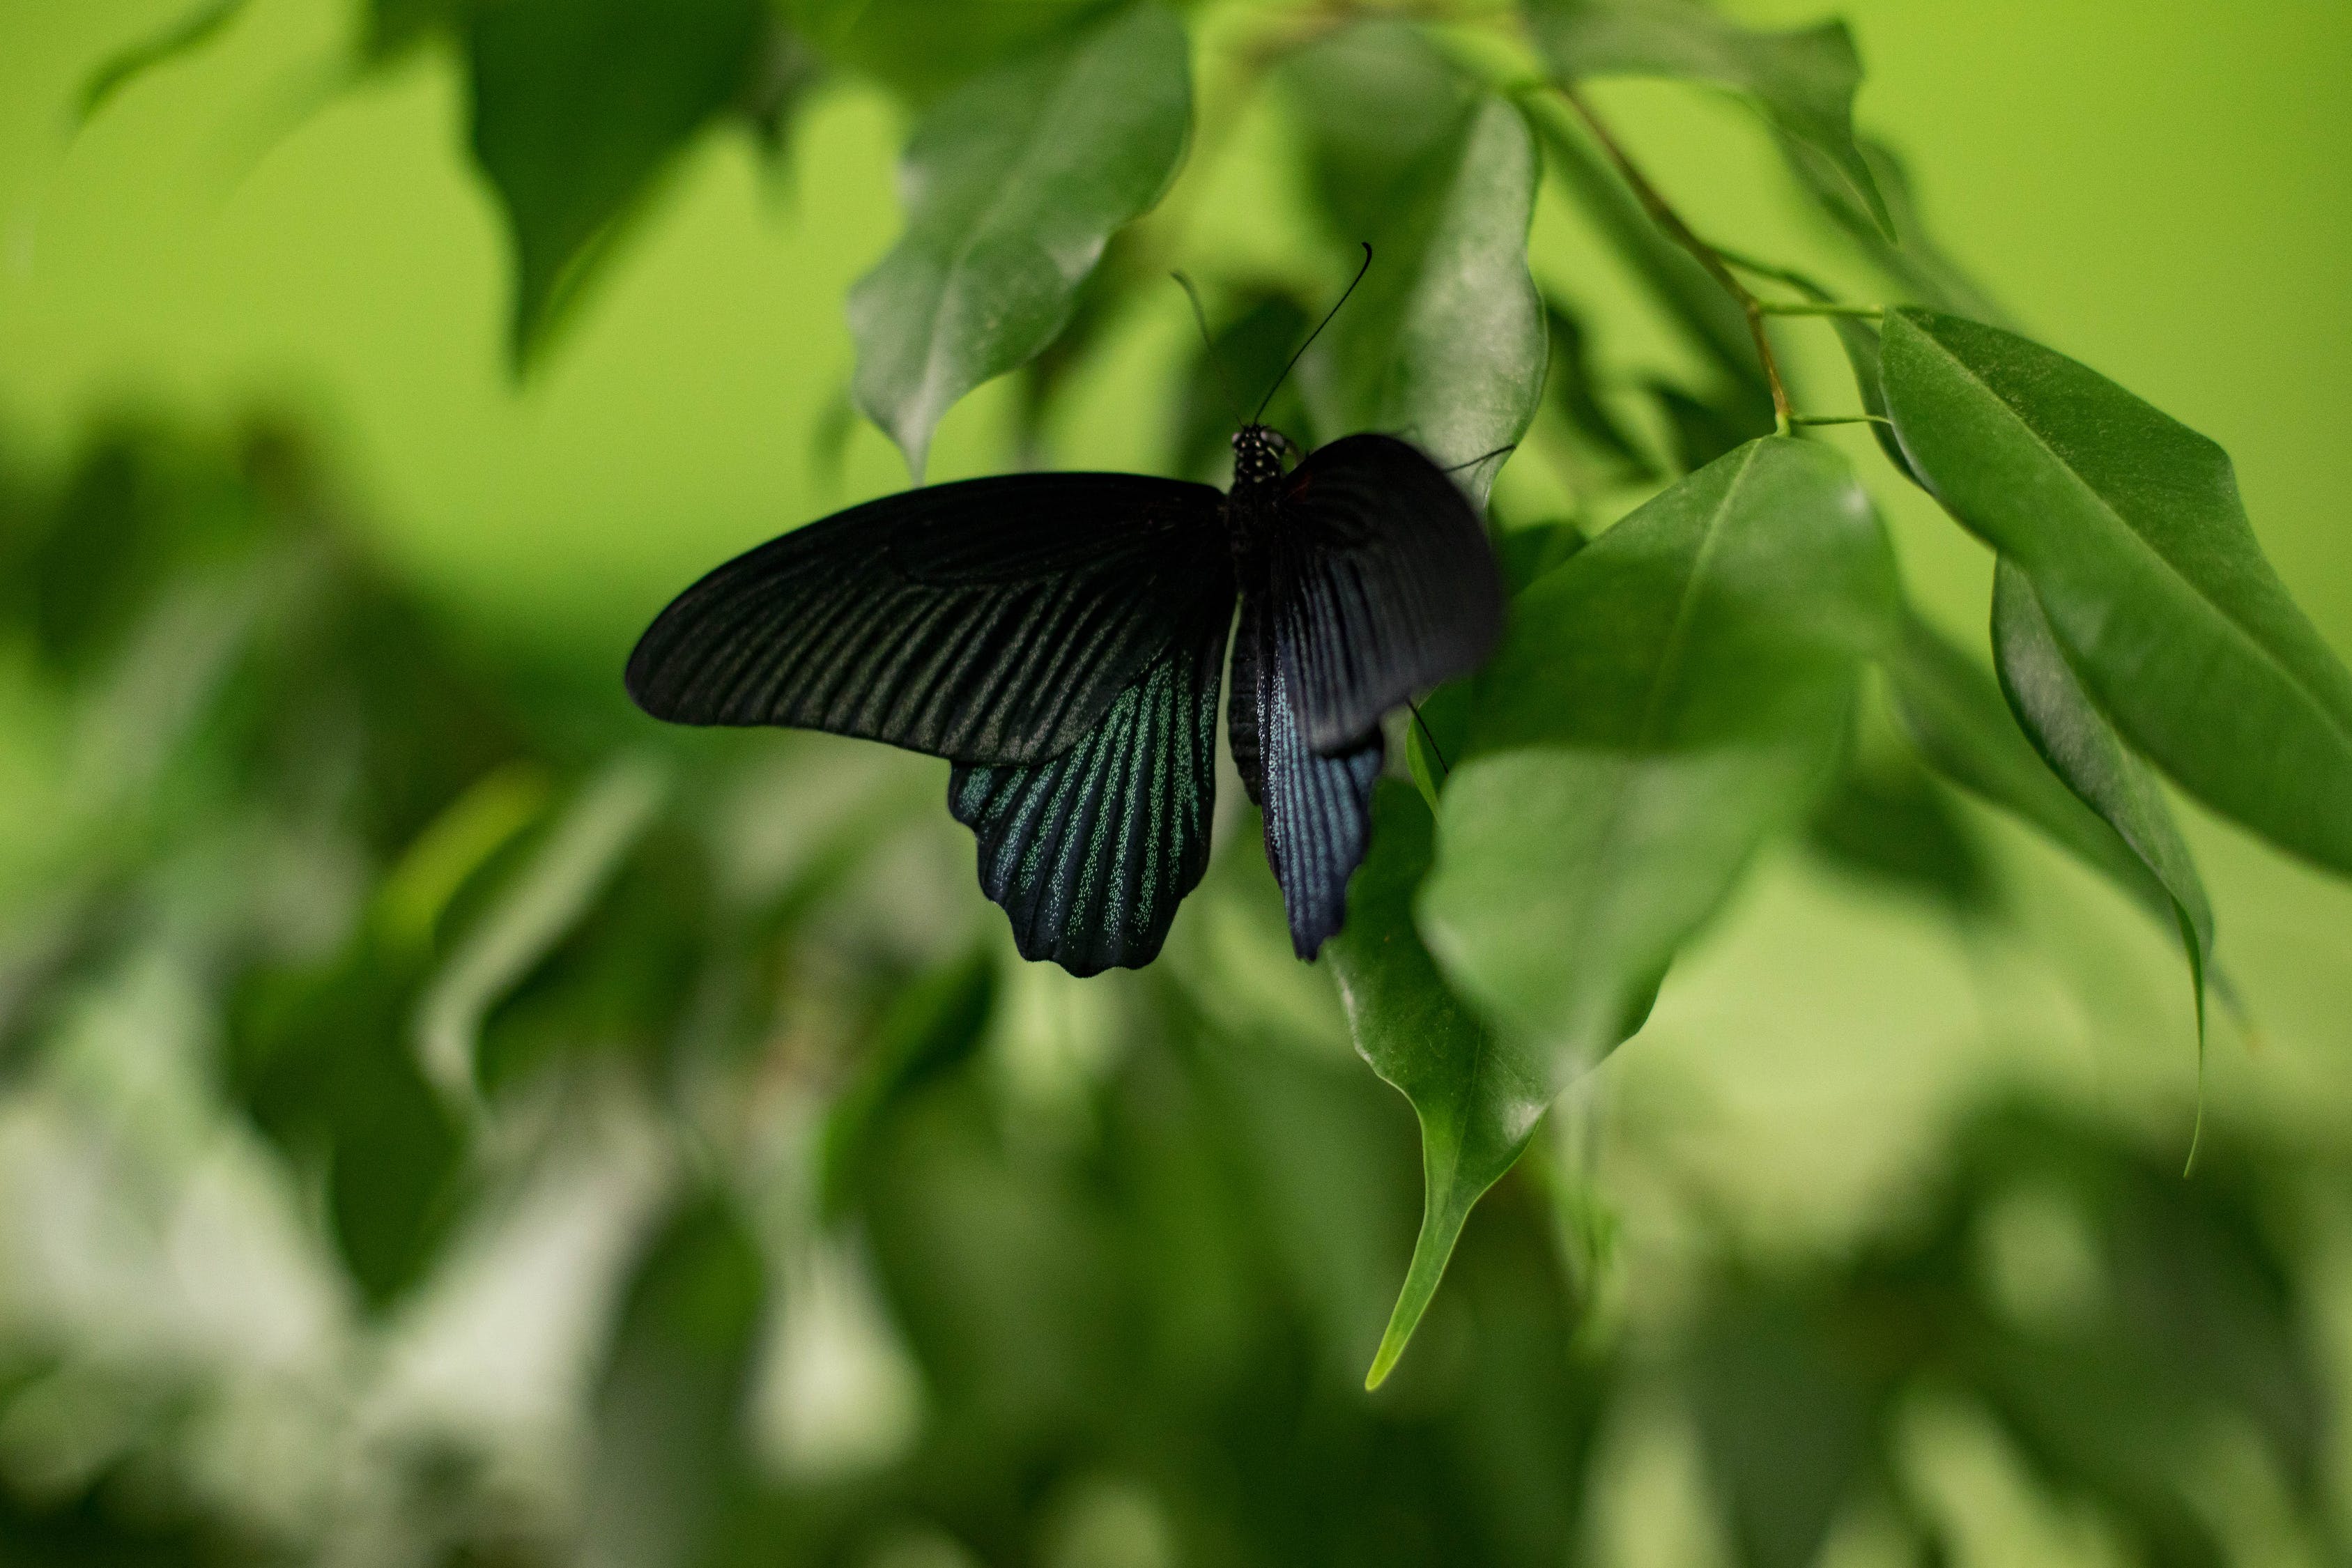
[627, 473, 1227, 766]
[949, 587, 1231, 976]
[1268, 434, 1504, 753]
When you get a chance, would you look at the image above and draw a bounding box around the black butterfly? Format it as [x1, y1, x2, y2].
[626, 263, 1505, 975]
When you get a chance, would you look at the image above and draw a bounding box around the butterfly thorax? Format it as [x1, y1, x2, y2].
[1224, 424, 1291, 575]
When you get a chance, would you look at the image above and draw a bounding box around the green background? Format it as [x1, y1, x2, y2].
[2, 3, 2349, 1547]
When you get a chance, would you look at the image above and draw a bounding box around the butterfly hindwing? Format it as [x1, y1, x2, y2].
[1268, 433, 1505, 753]
[627, 473, 1227, 765]
[948, 587, 1231, 976]
[1236, 594, 1384, 958]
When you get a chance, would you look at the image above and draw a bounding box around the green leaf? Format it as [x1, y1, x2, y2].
[1312, 95, 1547, 507]
[1991, 560, 2214, 1027]
[1169, 288, 1310, 484]
[77, 0, 250, 128]
[847, 5, 1192, 479]
[818, 946, 997, 1219]
[1646, 377, 1775, 475]
[466, 0, 769, 367]
[1828, 317, 1922, 486]
[1886, 610, 2195, 941]
[413, 757, 668, 1104]
[1285, 20, 1476, 247]
[1529, 0, 1893, 240]
[1421, 438, 1895, 1053]
[1789, 137, 2005, 321]
[1882, 308, 2352, 877]
[1330, 782, 1549, 1390]
[578, 1191, 765, 1568]
[1805, 748, 1997, 920]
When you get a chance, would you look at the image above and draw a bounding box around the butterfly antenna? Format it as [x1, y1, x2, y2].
[1407, 699, 1451, 780]
[1171, 271, 1247, 430]
[1255, 241, 1373, 423]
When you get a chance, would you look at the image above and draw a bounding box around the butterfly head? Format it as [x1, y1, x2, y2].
[1231, 424, 1292, 489]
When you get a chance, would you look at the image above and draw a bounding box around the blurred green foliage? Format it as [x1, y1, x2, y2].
[1, 0, 2351, 1565]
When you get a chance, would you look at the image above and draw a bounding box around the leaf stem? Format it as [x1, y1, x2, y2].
[1788, 413, 1895, 429]
[1760, 302, 1884, 319]
[1555, 85, 1793, 436]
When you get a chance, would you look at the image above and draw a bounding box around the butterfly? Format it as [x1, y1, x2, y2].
[625, 254, 1505, 975]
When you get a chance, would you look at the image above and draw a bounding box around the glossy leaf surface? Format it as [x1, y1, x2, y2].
[1992, 560, 2213, 1014]
[1312, 95, 1546, 509]
[467, 0, 768, 365]
[1330, 783, 1546, 1390]
[1531, 0, 1891, 238]
[1883, 308, 2352, 876]
[847, 5, 1192, 479]
[1422, 438, 1894, 1054]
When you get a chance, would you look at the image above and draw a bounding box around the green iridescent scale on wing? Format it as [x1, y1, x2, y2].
[948, 604, 1229, 976]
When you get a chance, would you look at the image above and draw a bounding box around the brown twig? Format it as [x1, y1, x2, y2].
[1556, 84, 1792, 433]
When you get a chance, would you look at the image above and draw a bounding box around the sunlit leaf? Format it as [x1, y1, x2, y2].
[466, 0, 769, 367]
[847, 5, 1192, 479]
[1311, 95, 1546, 507]
[1992, 560, 2214, 1027]
[1422, 438, 1895, 1054]
[1330, 782, 1548, 1389]
[1530, 0, 1892, 238]
[1882, 308, 2352, 877]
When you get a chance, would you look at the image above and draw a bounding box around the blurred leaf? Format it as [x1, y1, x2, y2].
[1284, 20, 1474, 245]
[1992, 561, 2213, 1033]
[741, 14, 825, 164]
[1788, 137, 2004, 321]
[781, 0, 1108, 102]
[415, 756, 668, 1103]
[1542, 300, 1657, 486]
[1332, 782, 1549, 1390]
[819, 945, 997, 1218]
[1170, 287, 1309, 483]
[1422, 438, 1894, 1054]
[363, 0, 459, 59]
[1524, 96, 1762, 392]
[1827, 317, 1921, 484]
[1886, 610, 2198, 944]
[1646, 377, 1774, 474]
[1882, 308, 2352, 877]
[1805, 746, 1997, 919]
[466, 0, 769, 367]
[847, 5, 1192, 479]
[1491, 516, 1588, 598]
[1530, 0, 1892, 238]
[1684, 1293, 1886, 1568]
[1312, 95, 1546, 507]
[581, 1190, 766, 1568]
[76, 0, 250, 128]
